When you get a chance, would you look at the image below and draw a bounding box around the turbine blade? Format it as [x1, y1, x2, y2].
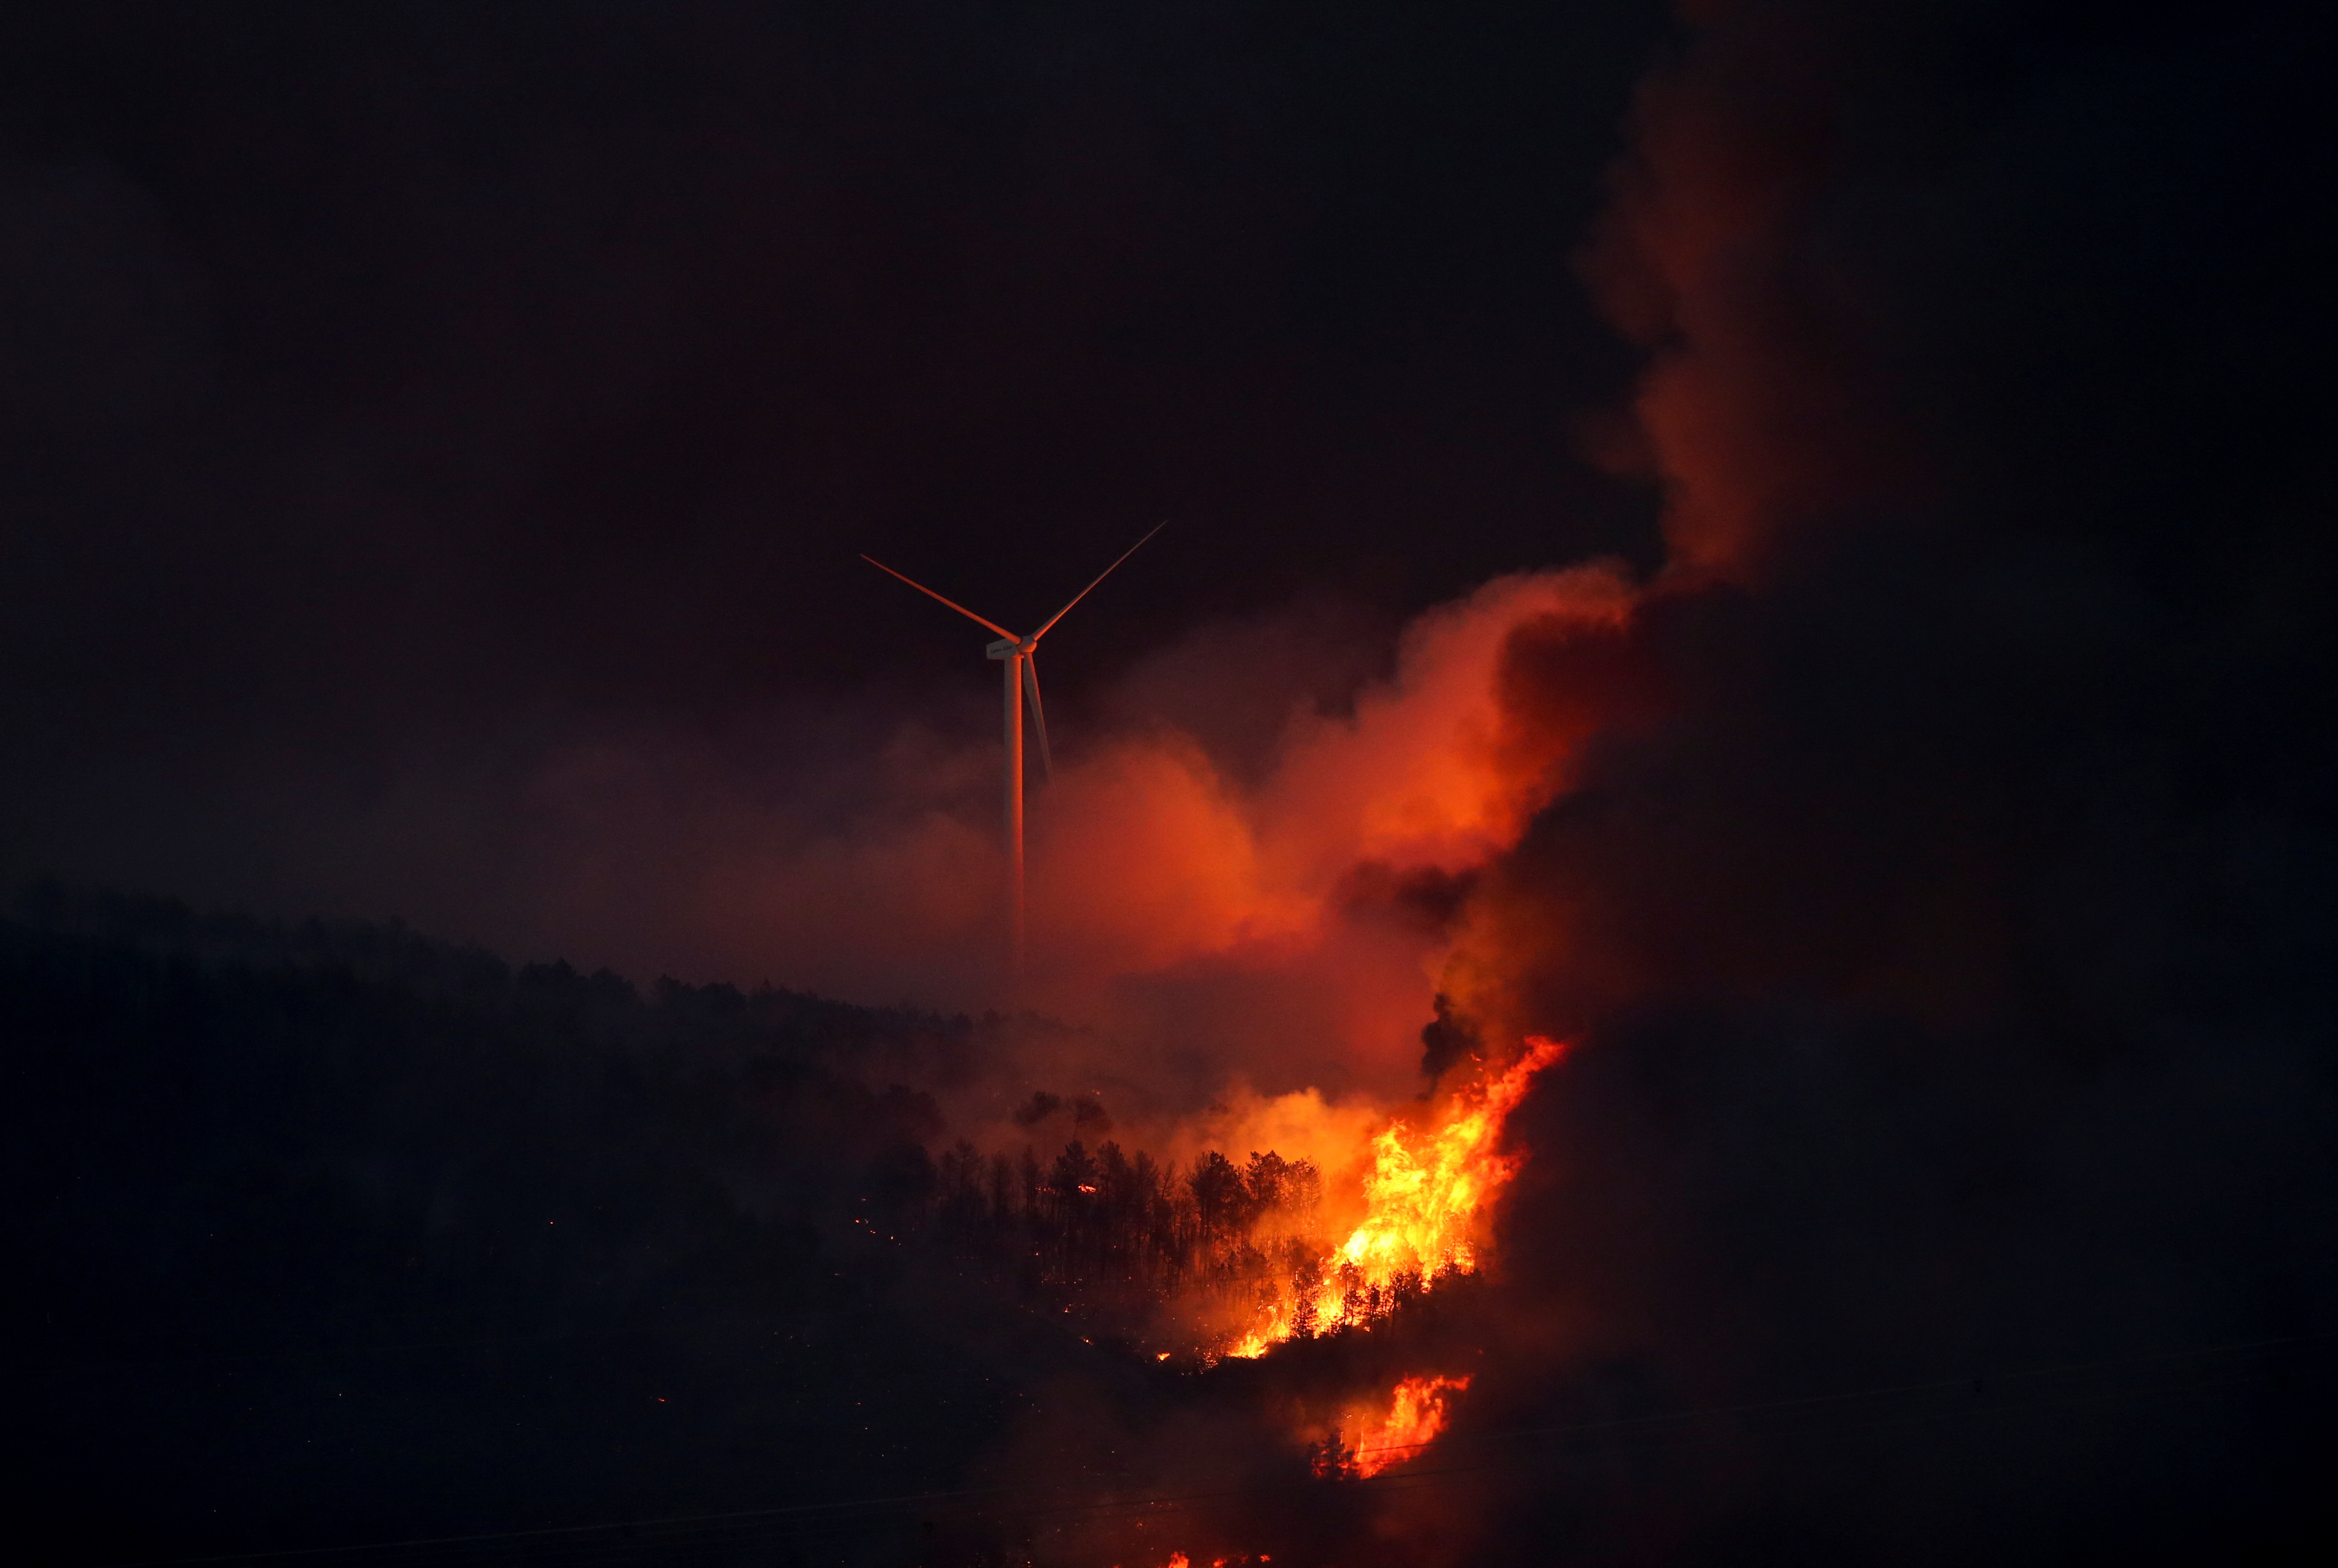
[860, 554, 1019, 641]
[1023, 654, 1053, 784]
[1028, 521, 1166, 643]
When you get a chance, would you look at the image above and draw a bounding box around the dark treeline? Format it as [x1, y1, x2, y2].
[5, 884, 962, 1365]
[0, 888, 1087, 1564]
[1, 887, 1344, 1564]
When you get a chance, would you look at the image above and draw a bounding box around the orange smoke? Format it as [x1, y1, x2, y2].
[509, 566, 1638, 1103]
[1223, 1037, 1566, 1358]
[1014, 567, 1634, 1099]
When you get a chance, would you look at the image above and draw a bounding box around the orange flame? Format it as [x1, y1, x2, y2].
[1313, 1373, 1471, 1479]
[1223, 1036, 1565, 1358]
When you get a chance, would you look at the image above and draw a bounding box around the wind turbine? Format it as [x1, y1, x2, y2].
[861, 523, 1164, 976]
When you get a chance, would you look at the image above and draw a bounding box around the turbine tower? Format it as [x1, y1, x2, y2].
[861, 523, 1164, 977]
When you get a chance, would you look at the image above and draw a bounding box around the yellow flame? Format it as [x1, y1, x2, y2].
[1224, 1036, 1565, 1358]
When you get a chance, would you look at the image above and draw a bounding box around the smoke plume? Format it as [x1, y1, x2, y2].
[1396, 1, 2338, 1562]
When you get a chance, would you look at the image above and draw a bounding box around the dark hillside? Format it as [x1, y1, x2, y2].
[0, 889, 1050, 1565]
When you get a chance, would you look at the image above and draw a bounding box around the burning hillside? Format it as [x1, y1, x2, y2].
[923, 1035, 1567, 1374]
[1220, 1037, 1566, 1360]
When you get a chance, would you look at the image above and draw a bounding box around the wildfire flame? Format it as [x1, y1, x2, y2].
[1314, 1373, 1471, 1479]
[1357, 1374, 1469, 1477]
[1222, 1036, 1565, 1358]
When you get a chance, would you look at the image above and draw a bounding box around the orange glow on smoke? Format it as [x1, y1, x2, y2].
[576, 565, 1638, 1050]
[1016, 566, 1635, 1089]
[1222, 1036, 1565, 1358]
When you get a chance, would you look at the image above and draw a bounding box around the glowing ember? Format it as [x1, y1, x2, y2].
[1222, 1036, 1565, 1358]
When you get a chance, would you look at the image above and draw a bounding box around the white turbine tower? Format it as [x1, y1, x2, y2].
[861, 523, 1164, 977]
